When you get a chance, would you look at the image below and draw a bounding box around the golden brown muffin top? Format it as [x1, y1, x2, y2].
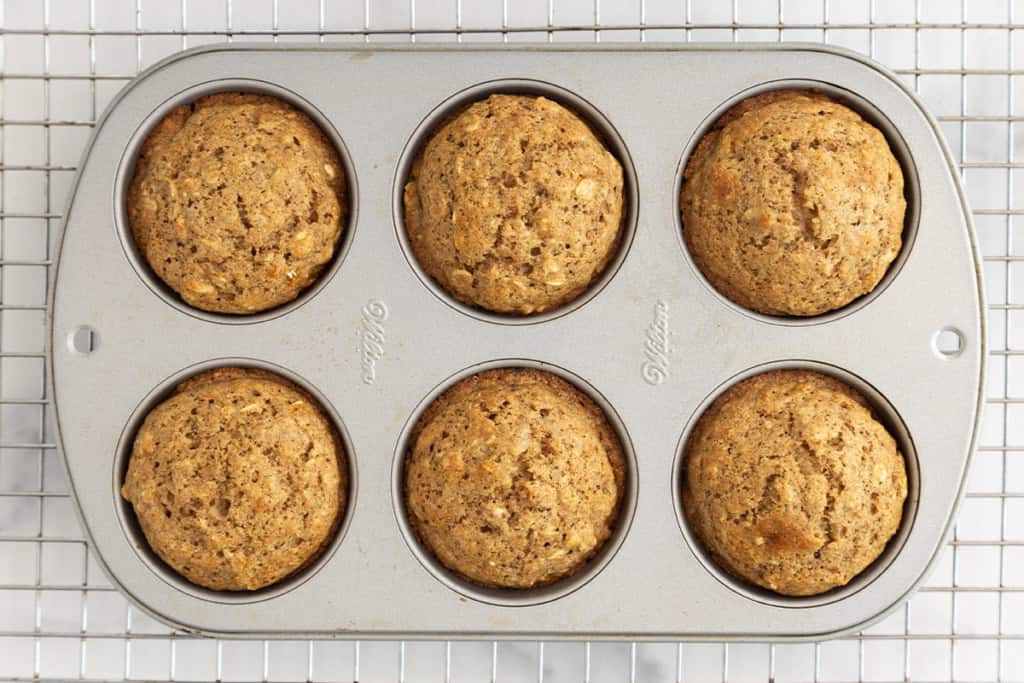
[681, 90, 905, 316]
[121, 367, 346, 591]
[683, 369, 908, 596]
[404, 368, 626, 588]
[404, 94, 625, 315]
[128, 92, 346, 314]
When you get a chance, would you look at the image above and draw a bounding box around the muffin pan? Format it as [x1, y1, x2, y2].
[50, 44, 985, 639]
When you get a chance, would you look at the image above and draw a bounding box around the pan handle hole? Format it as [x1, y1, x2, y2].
[67, 325, 98, 355]
[933, 327, 964, 359]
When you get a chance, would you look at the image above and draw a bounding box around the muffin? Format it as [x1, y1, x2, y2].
[682, 369, 907, 597]
[681, 90, 905, 316]
[121, 367, 346, 591]
[128, 93, 346, 314]
[404, 368, 626, 588]
[404, 94, 625, 315]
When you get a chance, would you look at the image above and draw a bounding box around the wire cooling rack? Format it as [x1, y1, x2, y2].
[1, 0, 1021, 681]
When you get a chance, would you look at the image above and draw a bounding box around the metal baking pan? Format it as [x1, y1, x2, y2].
[49, 43, 986, 640]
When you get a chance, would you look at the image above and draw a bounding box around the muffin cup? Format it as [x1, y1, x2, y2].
[114, 79, 359, 325]
[674, 79, 922, 326]
[393, 78, 640, 325]
[113, 357, 358, 604]
[392, 358, 639, 607]
[672, 359, 920, 609]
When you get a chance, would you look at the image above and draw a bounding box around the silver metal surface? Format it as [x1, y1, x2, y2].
[48, 42, 983, 640]
[1, 0, 1020, 680]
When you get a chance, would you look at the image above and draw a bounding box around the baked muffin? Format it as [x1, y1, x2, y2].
[681, 90, 905, 316]
[128, 93, 346, 314]
[121, 367, 346, 591]
[404, 94, 625, 315]
[404, 368, 626, 588]
[682, 369, 907, 597]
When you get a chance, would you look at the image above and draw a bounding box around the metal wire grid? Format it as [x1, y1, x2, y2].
[1, 0, 1022, 680]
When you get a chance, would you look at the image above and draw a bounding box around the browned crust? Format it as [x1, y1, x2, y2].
[402, 94, 626, 316]
[404, 367, 626, 588]
[683, 89, 834, 182]
[127, 92, 347, 314]
[122, 366, 348, 591]
[679, 88, 906, 317]
[177, 367, 349, 579]
[412, 368, 627, 492]
[681, 369, 908, 596]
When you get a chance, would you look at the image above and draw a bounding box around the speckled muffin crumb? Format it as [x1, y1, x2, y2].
[682, 369, 908, 596]
[121, 367, 346, 591]
[128, 92, 346, 314]
[404, 94, 625, 315]
[681, 90, 906, 316]
[404, 368, 626, 588]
